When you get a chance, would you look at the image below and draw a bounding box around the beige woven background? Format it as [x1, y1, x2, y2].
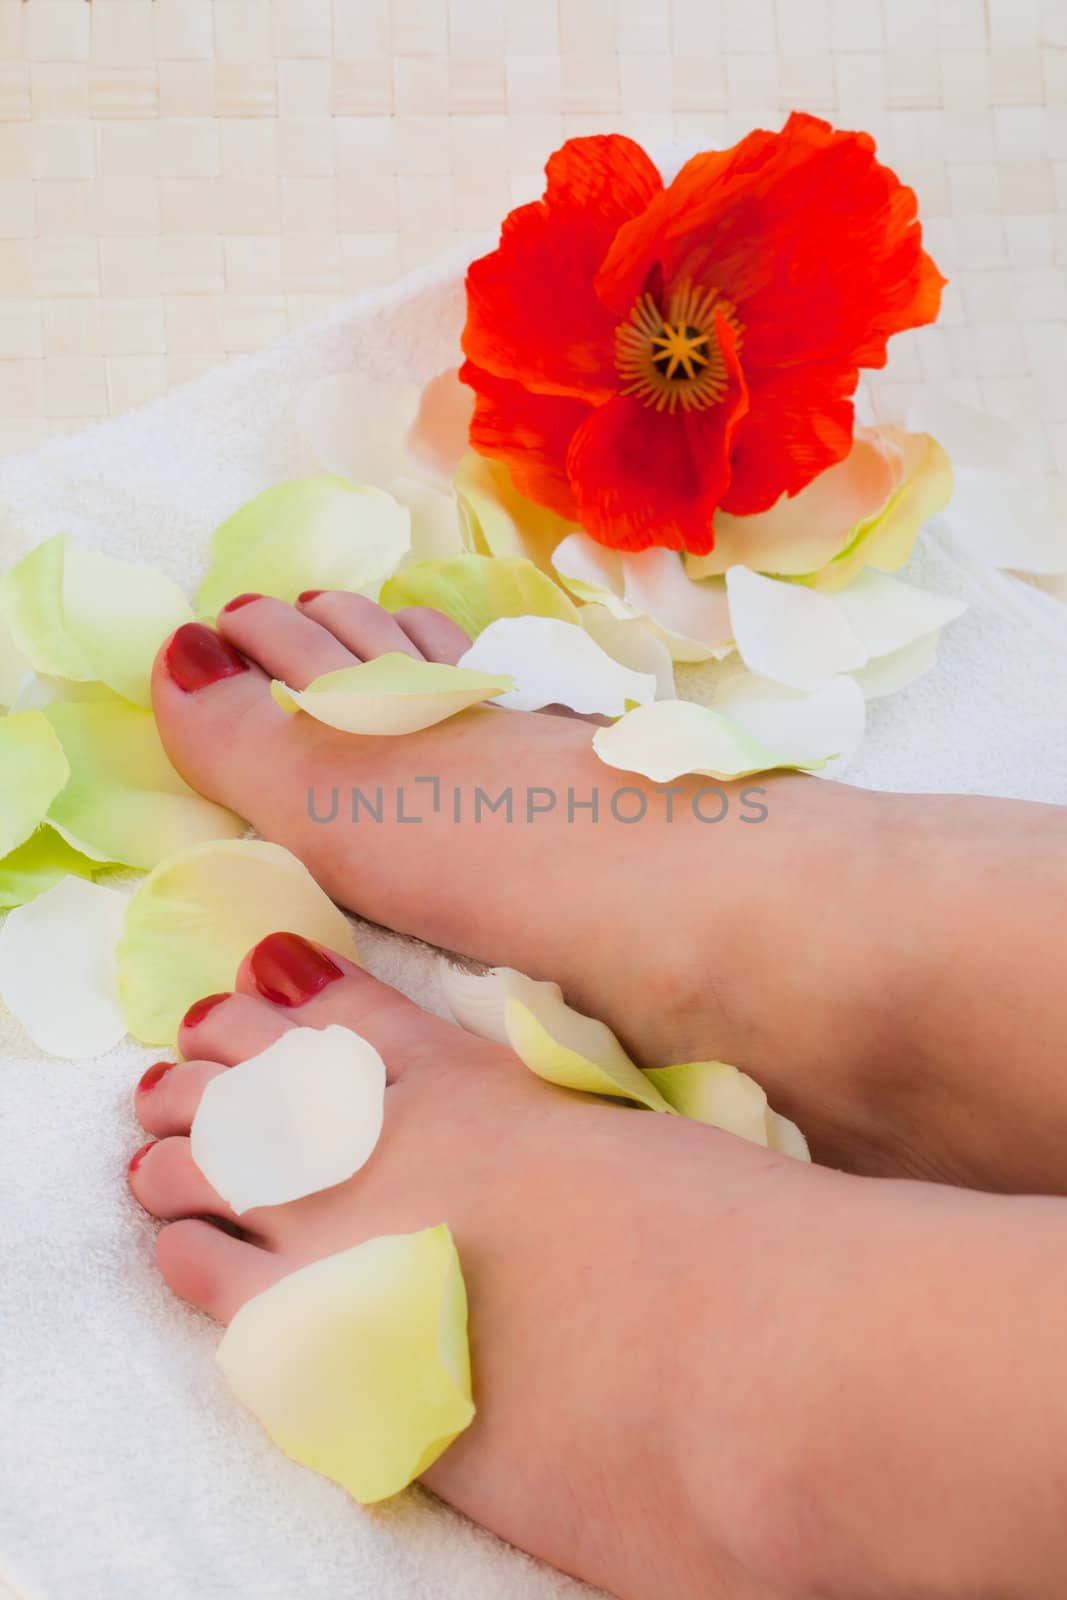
[0, 0, 1064, 469]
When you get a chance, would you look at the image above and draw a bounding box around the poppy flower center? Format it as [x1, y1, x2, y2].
[615, 283, 742, 415]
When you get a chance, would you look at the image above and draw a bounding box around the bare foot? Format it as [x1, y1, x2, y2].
[129, 937, 1067, 1600]
[151, 598, 1067, 1193]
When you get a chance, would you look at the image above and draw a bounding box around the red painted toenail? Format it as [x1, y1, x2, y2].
[297, 589, 324, 603]
[249, 931, 343, 1007]
[164, 624, 249, 693]
[128, 1140, 156, 1175]
[181, 992, 230, 1030]
[221, 592, 264, 613]
[138, 1061, 173, 1093]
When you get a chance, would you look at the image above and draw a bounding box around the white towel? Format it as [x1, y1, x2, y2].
[1, 252, 1066, 1600]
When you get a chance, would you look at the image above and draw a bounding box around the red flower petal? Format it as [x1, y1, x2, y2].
[566, 314, 750, 554]
[462, 135, 663, 405]
[461, 359, 590, 520]
[722, 359, 858, 516]
[597, 112, 944, 375]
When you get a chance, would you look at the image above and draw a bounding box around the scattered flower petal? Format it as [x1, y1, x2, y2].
[832, 569, 964, 659]
[711, 670, 866, 774]
[850, 633, 939, 700]
[0, 606, 29, 708]
[726, 566, 867, 689]
[381, 553, 579, 638]
[441, 963, 673, 1112]
[43, 700, 246, 868]
[0, 709, 69, 858]
[458, 616, 656, 715]
[216, 1226, 475, 1505]
[0, 828, 98, 911]
[644, 1060, 810, 1159]
[191, 1025, 387, 1214]
[0, 534, 193, 708]
[592, 699, 828, 783]
[578, 605, 676, 700]
[0, 876, 127, 1058]
[197, 479, 411, 616]
[554, 534, 733, 660]
[455, 451, 576, 572]
[810, 429, 953, 592]
[272, 654, 512, 736]
[117, 839, 360, 1045]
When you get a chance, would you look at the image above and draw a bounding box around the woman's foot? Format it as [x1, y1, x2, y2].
[152, 597, 1067, 1193]
[129, 938, 1067, 1600]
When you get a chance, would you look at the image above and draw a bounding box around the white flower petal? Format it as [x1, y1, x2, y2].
[458, 616, 656, 715]
[711, 670, 866, 773]
[619, 549, 734, 660]
[191, 1025, 386, 1214]
[850, 634, 940, 700]
[272, 654, 512, 735]
[832, 570, 965, 660]
[0, 876, 127, 1058]
[726, 566, 867, 689]
[579, 606, 676, 700]
[592, 698, 829, 783]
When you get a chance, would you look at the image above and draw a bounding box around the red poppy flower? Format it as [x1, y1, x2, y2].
[460, 113, 945, 556]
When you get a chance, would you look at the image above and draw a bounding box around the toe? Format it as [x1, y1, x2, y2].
[216, 595, 356, 687]
[136, 1058, 227, 1137]
[236, 931, 487, 1082]
[392, 606, 471, 664]
[152, 621, 292, 813]
[128, 1135, 238, 1223]
[178, 990, 295, 1066]
[296, 591, 425, 661]
[156, 1219, 283, 1324]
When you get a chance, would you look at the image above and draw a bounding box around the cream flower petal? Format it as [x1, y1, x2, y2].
[710, 671, 866, 774]
[811, 430, 953, 593]
[458, 616, 656, 715]
[191, 1025, 386, 1214]
[217, 1226, 474, 1505]
[0, 876, 127, 1058]
[0, 709, 70, 857]
[592, 699, 828, 784]
[0, 535, 193, 708]
[381, 553, 579, 638]
[441, 963, 673, 1113]
[832, 569, 965, 659]
[455, 451, 575, 573]
[405, 370, 474, 482]
[686, 429, 904, 579]
[726, 566, 867, 689]
[554, 535, 733, 661]
[644, 1060, 809, 1159]
[272, 654, 512, 735]
[197, 479, 411, 616]
[850, 634, 940, 700]
[117, 839, 360, 1045]
[43, 700, 246, 867]
[0, 606, 29, 709]
[0, 828, 98, 911]
[578, 606, 676, 700]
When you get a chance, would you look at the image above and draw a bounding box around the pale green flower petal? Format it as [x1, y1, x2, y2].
[592, 699, 828, 783]
[272, 654, 512, 736]
[644, 1060, 809, 1159]
[0, 876, 128, 1059]
[0, 605, 29, 709]
[0, 828, 98, 911]
[726, 566, 867, 690]
[0, 709, 70, 858]
[0, 534, 193, 707]
[850, 634, 939, 701]
[43, 700, 246, 868]
[216, 1226, 475, 1505]
[458, 616, 656, 715]
[710, 670, 866, 776]
[455, 451, 575, 573]
[441, 963, 673, 1113]
[381, 553, 578, 638]
[191, 1025, 386, 1214]
[118, 839, 360, 1045]
[197, 478, 411, 616]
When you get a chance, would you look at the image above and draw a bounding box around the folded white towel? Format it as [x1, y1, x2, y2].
[1, 252, 1065, 1600]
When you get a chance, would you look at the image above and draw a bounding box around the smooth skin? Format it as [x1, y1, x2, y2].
[127, 595, 1067, 1599]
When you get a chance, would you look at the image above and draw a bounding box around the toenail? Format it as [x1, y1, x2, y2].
[249, 931, 343, 1007]
[297, 589, 324, 603]
[221, 592, 264, 613]
[138, 1061, 173, 1093]
[128, 1140, 156, 1175]
[182, 992, 230, 1030]
[164, 623, 249, 694]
